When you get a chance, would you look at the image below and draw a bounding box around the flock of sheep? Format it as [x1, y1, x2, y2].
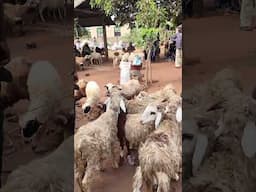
[73, 77, 182, 192]
[0, 54, 182, 192]
[182, 68, 256, 191]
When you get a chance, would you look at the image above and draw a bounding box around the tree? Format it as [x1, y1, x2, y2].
[89, 0, 179, 85]
[90, 0, 181, 27]
[74, 18, 90, 39]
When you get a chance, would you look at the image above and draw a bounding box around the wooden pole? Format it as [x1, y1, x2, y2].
[102, 24, 108, 60]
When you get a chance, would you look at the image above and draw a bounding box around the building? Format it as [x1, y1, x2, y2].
[87, 24, 131, 44]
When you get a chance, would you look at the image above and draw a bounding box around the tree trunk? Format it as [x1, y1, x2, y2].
[103, 24, 108, 60]
[147, 47, 153, 85]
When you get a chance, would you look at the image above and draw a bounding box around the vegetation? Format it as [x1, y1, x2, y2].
[90, 0, 181, 28]
[74, 18, 91, 39]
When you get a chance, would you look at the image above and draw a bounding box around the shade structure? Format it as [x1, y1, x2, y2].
[74, 0, 115, 59]
[74, 0, 115, 27]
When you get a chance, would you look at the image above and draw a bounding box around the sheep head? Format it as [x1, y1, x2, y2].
[104, 91, 126, 113]
[140, 103, 163, 129]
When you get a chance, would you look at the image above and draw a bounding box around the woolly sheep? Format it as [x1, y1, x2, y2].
[90, 52, 102, 65]
[18, 60, 71, 143]
[184, 95, 256, 192]
[133, 119, 181, 192]
[74, 90, 126, 192]
[126, 83, 180, 114]
[82, 80, 101, 113]
[74, 79, 87, 100]
[183, 68, 256, 189]
[0, 57, 32, 108]
[119, 79, 144, 100]
[0, 136, 74, 192]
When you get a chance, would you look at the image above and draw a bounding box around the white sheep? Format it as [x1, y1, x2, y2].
[184, 95, 256, 192]
[120, 79, 144, 100]
[18, 60, 72, 143]
[133, 118, 181, 192]
[81, 80, 101, 114]
[74, 79, 87, 100]
[125, 103, 163, 158]
[75, 90, 126, 192]
[90, 52, 102, 65]
[0, 136, 74, 192]
[126, 83, 180, 114]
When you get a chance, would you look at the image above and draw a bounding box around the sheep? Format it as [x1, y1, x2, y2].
[3, 1, 36, 34]
[75, 56, 86, 70]
[90, 51, 102, 65]
[126, 83, 180, 114]
[36, 0, 66, 22]
[119, 79, 144, 100]
[0, 136, 74, 192]
[184, 95, 256, 192]
[124, 103, 165, 166]
[0, 57, 32, 109]
[133, 118, 181, 192]
[182, 68, 256, 190]
[113, 52, 121, 68]
[74, 79, 87, 101]
[81, 80, 101, 114]
[18, 60, 72, 145]
[74, 90, 126, 192]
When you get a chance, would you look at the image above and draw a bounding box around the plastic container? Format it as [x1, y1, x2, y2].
[119, 61, 131, 85]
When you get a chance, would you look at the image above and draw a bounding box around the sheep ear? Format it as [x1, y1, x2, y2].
[241, 121, 256, 158]
[192, 133, 208, 176]
[176, 106, 182, 123]
[120, 99, 126, 113]
[155, 112, 162, 129]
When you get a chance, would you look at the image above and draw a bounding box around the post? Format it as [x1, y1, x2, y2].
[102, 24, 108, 60]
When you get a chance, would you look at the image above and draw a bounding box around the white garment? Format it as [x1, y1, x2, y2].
[240, 0, 256, 27]
[119, 61, 131, 85]
[175, 48, 182, 68]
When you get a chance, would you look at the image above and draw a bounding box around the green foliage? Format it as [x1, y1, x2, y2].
[89, 0, 181, 28]
[136, 0, 168, 28]
[74, 18, 91, 38]
[123, 27, 159, 48]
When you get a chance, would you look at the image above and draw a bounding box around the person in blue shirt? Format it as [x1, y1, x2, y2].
[172, 25, 182, 68]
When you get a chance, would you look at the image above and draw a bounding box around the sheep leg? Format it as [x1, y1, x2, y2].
[111, 140, 120, 169]
[82, 166, 95, 192]
[156, 172, 170, 192]
[133, 166, 143, 192]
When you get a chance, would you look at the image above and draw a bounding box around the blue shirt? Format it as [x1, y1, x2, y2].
[172, 32, 182, 49]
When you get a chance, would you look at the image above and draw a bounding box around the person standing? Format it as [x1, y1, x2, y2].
[0, 1, 12, 187]
[172, 25, 182, 68]
[240, 0, 256, 31]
